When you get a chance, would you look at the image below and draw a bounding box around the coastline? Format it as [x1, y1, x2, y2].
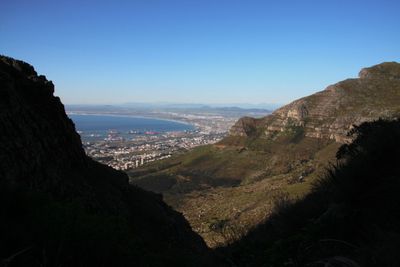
[66, 112, 197, 129]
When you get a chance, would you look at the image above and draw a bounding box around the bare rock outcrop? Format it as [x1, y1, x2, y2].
[229, 116, 261, 136]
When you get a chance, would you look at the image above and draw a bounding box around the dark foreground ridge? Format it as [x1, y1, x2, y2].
[0, 55, 214, 266]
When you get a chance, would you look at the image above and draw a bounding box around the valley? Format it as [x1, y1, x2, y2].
[3, 0, 400, 265]
[130, 62, 400, 247]
[2, 55, 400, 266]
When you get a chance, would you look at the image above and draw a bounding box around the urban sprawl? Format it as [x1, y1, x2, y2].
[81, 114, 236, 170]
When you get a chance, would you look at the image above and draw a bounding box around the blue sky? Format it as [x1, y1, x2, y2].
[1, 0, 399, 105]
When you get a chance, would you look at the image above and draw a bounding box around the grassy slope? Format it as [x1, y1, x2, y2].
[130, 132, 340, 247]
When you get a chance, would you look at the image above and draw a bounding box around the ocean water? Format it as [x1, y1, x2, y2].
[68, 114, 194, 142]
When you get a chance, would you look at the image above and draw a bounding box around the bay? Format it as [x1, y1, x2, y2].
[68, 114, 194, 142]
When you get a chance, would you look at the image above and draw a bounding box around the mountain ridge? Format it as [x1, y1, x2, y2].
[229, 61, 400, 143]
[131, 61, 400, 246]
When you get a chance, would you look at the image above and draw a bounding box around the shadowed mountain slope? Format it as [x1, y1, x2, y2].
[220, 119, 400, 267]
[0, 55, 214, 266]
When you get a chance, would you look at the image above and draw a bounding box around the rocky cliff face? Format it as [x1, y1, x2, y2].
[230, 62, 400, 143]
[0, 55, 213, 266]
[228, 116, 261, 136]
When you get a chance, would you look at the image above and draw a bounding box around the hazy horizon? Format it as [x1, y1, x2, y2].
[65, 101, 282, 109]
[2, 0, 399, 105]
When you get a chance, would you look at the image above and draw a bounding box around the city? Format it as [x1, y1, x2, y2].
[72, 106, 271, 170]
[82, 129, 225, 170]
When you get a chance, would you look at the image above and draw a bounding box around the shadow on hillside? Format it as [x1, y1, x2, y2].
[218, 119, 400, 267]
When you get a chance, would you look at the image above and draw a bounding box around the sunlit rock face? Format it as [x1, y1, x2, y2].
[229, 116, 261, 136]
[229, 62, 400, 144]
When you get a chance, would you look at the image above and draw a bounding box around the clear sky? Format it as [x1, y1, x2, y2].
[1, 0, 399, 105]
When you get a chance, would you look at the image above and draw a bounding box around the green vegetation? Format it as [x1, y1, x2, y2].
[220, 119, 400, 267]
[129, 133, 339, 246]
[129, 129, 339, 247]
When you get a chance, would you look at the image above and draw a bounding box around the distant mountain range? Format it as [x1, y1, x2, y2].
[67, 102, 282, 110]
[66, 103, 273, 122]
[66, 103, 274, 114]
